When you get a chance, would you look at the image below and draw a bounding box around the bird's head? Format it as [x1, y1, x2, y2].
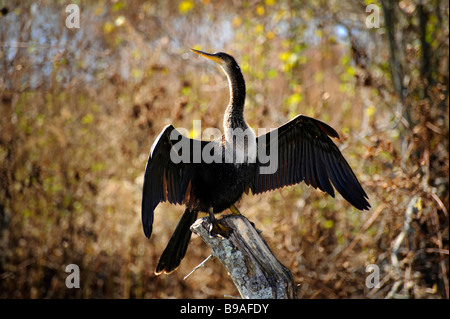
[191, 49, 239, 72]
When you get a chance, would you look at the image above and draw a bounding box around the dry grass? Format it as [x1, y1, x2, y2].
[0, 0, 448, 299]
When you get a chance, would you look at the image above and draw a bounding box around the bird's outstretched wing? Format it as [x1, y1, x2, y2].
[141, 125, 209, 238]
[250, 115, 370, 210]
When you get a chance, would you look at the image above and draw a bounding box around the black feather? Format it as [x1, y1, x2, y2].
[252, 114, 370, 211]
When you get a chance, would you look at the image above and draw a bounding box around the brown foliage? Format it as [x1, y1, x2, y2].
[0, 0, 448, 298]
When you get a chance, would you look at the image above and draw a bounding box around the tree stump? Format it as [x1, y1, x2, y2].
[190, 214, 297, 299]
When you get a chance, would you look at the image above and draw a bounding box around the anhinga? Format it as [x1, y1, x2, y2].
[142, 49, 370, 275]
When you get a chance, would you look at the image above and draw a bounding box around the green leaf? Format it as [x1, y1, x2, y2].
[81, 113, 94, 125]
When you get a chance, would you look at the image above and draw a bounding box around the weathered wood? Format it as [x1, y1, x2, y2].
[190, 215, 297, 299]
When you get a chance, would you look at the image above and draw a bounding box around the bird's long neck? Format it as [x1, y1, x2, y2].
[222, 64, 246, 131]
[220, 62, 257, 163]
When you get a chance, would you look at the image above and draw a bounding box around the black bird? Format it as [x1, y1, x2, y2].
[142, 49, 370, 274]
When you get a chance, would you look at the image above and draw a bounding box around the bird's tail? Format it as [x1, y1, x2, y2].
[155, 208, 199, 275]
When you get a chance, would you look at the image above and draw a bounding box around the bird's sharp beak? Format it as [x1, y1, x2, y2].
[191, 49, 223, 65]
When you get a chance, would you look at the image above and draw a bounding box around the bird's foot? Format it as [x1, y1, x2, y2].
[229, 204, 242, 216]
[209, 219, 232, 238]
[208, 210, 232, 238]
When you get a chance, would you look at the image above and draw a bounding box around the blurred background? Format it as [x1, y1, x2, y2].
[0, 0, 448, 298]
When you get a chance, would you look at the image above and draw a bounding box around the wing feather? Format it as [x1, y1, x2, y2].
[251, 115, 370, 210]
[141, 125, 209, 238]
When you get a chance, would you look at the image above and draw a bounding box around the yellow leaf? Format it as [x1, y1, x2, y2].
[342, 126, 350, 135]
[414, 197, 423, 211]
[254, 24, 264, 34]
[265, 31, 275, 40]
[179, 0, 194, 14]
[103, 22, 114, 34]
[81, 113, 94, 125]
[240, 61, 250, 73]
[131, 69, 143, 80]
[366, 105, 376, 118]
[256, 5, 265, 15]
[279, 52, 290, 62]
[232, 16, 242, 27]
[112, 1, 124, 12]
[286, 93, 302, 106]
[323, 219, 334, 229]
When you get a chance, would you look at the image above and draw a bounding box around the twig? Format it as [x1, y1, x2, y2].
[183, 254, 214, 280]
[391, 196, 418, 275]
[430, 191, 448, 217]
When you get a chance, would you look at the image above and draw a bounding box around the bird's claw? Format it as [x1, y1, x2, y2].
[209, 218, 232, 238]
